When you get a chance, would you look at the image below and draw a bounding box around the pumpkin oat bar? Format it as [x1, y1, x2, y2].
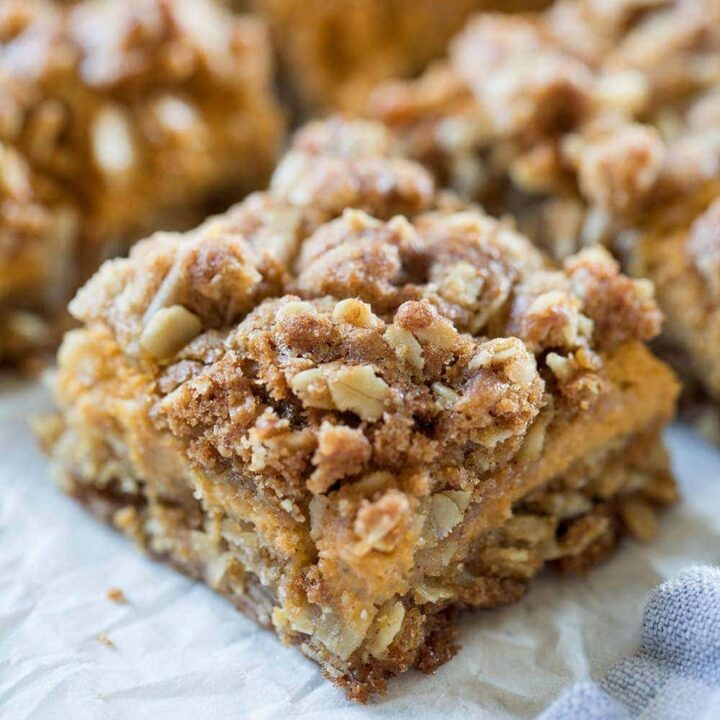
[38, 118, 678, 701]
[0, 0, 283, 362]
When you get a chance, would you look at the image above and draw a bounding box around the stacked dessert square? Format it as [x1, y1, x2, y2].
[39, 118, 679, 700]
[0, 0, 283, 362]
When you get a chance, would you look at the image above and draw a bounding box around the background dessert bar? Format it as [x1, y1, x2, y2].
[0, 0, 284, 363]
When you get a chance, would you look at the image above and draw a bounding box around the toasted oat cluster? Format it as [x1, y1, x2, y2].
[40, 118, 679, 701]
[0, 0, 283, 362]
[370, 0, 720, 432]
[247, 0, 553, 113]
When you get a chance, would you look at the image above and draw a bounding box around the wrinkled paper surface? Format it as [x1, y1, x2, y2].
[1, 376, 720, 720]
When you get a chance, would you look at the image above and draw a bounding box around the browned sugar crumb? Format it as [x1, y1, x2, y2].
[107, 587, 127, 604]
[271, 118, 436, 220]
[564, 122, 665, 218]
[96, 633, 114, 648]
[449, 13, 594, 137]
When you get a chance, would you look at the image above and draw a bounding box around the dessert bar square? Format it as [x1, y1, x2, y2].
[38, 118, 679, 701]
[0, 0, 283, 362]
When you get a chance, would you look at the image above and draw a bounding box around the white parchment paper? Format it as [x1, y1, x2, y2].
[1, 375, 720, 720]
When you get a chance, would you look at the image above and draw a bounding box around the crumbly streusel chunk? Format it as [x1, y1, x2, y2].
[449, 14, 594, 138]
[271, 118, 435, 219]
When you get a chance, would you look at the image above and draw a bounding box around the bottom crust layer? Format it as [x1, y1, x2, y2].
[53, 426, 677, 701]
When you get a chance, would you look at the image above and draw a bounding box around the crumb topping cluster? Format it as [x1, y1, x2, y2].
[70, 118, 662, 505]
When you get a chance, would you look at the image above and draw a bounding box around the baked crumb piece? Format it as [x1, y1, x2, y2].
[39, 117, 679, 701]
[96, 633, 114, 648]
[0, 0, 284, 365]
[107, 587, 127, 604]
